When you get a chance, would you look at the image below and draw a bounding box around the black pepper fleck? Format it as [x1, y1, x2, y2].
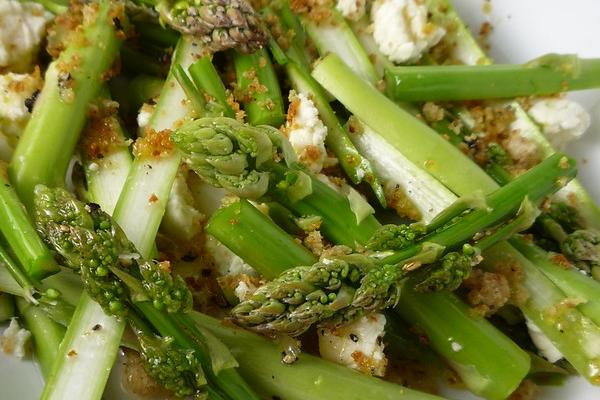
[350, 333, 359, 343]
[24, 89, 40, 113]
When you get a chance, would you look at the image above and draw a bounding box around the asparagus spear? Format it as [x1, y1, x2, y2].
[232, 48, 286, 126]
[15, 297, 66, 378]
[385, 54, 600, 101]
[8, 0, 127, 209]
[40, 92, 133, 400]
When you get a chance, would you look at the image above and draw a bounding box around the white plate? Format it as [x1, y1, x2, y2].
[2, 0, 600, 399]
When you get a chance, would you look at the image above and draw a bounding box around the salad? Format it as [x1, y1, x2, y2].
[1, 0, 600, 399]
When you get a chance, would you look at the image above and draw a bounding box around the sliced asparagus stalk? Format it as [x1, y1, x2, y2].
[9, 0, 126, 209]
[232, 48, 285, 126]
[385, 54, 600, 101]
[41, 90, 132, 400]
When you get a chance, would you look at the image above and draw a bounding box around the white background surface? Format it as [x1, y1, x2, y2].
[1, 0, 600, 399]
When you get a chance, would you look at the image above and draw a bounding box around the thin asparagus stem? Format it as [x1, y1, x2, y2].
[385, 55, 600, 101]
[205, 199, 316, 279]
[15, 297, 65, 378]
[0, 163, 59, 280]
[188, 56, 235, 118]
[232, 48, 285, 126]
[0, 243, 37, 303]
[510, 236, 600, 328]
[301, 8, 378, 85]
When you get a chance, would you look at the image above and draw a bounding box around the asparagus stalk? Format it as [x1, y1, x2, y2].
[385, 54, 600, 101]
[188, 56, 236, 118]
[0, 139, 56, 280]
[41, 91, 132, 400]
[8, 0, 126, 209]
[510, 236, 600, 328]
[232, 48, 285, 126]
[312, 53, 497, 197]
[395, 289, 529, 400]
[230, 154, 573, 337]
[15, 297, 66, 378]
[205, 199, 315, 279]
[300, 7, 378, 85]
[482, 242, 600, 385]
[191, 311, 444, 400]
[112, 36, 201, 257]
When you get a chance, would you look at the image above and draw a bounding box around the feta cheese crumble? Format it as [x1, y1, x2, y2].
[284, 91, 328, 174]
[525, 317, 563, 363]
[318, 313, 388, 376]
[371, 0, 446, 64]
[1, 318, 31, 358]
[336, 0, 367, 21]
[528, 98, 591, 149]
[0, 70, 43, 139]
[0, 0, 51, 72]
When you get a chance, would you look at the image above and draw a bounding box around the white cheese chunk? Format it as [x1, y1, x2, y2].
[528, 98, 591, 149]
[205, 235, 256, 278]
[0, 71, 43, 140]
[285, 91, 328, 174]
[1, 318, 31, 358]
[318, 313, 387, 376]
[371, 0, 445, 64]
[336, 0, 367, 21]
[0, 0, 50, 72]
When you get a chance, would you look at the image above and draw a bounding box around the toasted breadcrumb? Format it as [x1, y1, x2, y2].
[463, 269, 510, 316]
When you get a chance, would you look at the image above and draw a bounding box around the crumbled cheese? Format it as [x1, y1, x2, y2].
[0, 0, 51, 72]
[233, 279, 258, 302]
[450, 341, 463, 352]
[284, 91, 328, 174]
[525, 318, 563, 363]
[1, 318, 31, 358]
[528, 98, 591, 149]
[318, 313, 387, 376]
[0, 71, 43, 141]
[160, 172, 204, 245]
[204, 235, 256, 277]
[137, 102, 155, 135]
[370, 0, 446, 64]
[336, 0, 366, 21]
